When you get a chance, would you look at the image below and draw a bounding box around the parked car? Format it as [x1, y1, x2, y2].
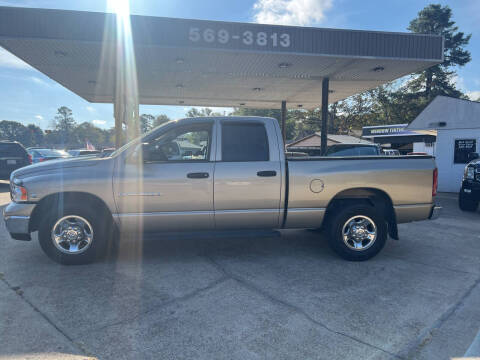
[101, 148, 116, 157]
[286, 144, 381, 157]
[0, 141, 30, 180]
[4, 116, 441, 265]
[27, 148, 70, 163]
[383, 149, 401, 156]
[459, 152, 480, 212]
[326, 144, 381, 156]
[68, 149, 101, 157]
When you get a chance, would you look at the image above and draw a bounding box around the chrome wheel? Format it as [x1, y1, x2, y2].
[51, 215, 93, 254]
[342, 215, 377, 251]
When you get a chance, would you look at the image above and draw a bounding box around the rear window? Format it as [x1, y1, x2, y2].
[221, 123, 269, 162]
[326, 145, 379, 157]
[0, 143, 26, 157]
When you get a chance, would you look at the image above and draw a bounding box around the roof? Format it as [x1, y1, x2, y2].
[408, 96, 480, 130]
[287, 132, 372, 147]
[0, 6, 443, 109]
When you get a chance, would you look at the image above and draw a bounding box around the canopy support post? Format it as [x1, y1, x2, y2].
[321, 77, 329, 156]
[281, 100, 287, 147]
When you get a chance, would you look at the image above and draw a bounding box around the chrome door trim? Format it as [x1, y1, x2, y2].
[114, 210, 214, 217]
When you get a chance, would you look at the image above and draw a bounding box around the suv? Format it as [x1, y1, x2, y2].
[0, 141, 30, 180]
[459, 152, 480, 212]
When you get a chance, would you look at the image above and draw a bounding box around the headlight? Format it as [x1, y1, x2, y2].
[465, 166, 475, 180]
[10, 180, 28, 202]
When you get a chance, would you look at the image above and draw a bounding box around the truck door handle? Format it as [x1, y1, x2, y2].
[187, 172, 209, 179]
[257, 170, 277, 177]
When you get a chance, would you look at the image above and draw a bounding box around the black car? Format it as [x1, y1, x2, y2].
[0, 141, 30, 180]
[459, 152, 480, 212]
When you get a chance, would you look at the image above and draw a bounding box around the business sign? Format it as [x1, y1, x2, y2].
[362, 124, 409, 137]
[454, 139, 476, 164]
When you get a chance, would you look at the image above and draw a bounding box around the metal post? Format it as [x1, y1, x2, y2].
[281, 100, 287, 146]
[321, 77, 329, 156]
[114, 100, 122, 149]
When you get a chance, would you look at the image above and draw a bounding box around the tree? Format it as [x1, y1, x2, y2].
[407, 4, 471, 99]
[139, 114, 154, 133]
[186, 107, 223, 117]
[24, 124, 44, 147]
[154, 114, 170, 128]
[71, 122, 106, 148]
[53, 106, 76, 145]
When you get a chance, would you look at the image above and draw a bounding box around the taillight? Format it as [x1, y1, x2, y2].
[38, 158, 45, 162]
[432, 168, 438, 197]
[28, 154, 32, 164]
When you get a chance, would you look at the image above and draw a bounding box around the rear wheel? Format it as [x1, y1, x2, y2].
[459, 190, 478, 212]
[327, 203, 387, 261]
[38, 204, 112, 265]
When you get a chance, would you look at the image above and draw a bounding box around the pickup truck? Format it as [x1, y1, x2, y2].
[4, 116, 441, 265]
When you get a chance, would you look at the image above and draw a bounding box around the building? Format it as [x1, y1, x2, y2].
[287, 133, 372, 148]
[362, 124, 436, 155]
[408, 96, 480, 193]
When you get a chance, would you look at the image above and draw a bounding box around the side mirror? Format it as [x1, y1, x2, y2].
[468, 152, 479, 161]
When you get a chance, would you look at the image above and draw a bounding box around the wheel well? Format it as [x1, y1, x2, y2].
[325, 188, 398, 240]
[29, 192, 114, 233]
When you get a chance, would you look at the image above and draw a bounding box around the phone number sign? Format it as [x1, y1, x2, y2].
[188, 27, 291, 48]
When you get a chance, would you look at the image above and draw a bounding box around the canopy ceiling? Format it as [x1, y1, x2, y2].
[0, 6, 444, 109]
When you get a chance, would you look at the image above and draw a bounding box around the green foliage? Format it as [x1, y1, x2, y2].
[185, 108, 223, 117]
[154, 114, 170, 128]
[406, 4, 471, 99]
[139, 114, 155, 133]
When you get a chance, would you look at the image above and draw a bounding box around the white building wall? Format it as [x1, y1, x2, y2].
[413, 142, 436, 156]
[435, 128, 480, 193]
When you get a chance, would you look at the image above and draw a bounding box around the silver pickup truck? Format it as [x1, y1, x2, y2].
[4, 116, 441, 265]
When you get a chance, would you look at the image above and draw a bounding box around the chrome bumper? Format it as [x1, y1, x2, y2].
[3, 202, 35, 240]
[429, 205, 442, 220]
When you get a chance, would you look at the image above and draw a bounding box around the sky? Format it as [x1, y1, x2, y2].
[0, 0, 478, 130]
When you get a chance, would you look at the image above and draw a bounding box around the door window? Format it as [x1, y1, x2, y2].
[221, 122, 269, 162]
[144, 124, 212, 162]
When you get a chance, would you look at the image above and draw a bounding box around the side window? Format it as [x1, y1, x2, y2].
[145, 124, 212, 162]
[221, 123, 269, 162]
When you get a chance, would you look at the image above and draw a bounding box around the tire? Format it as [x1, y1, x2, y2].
[38, 203, 112, 265]
[326, 203, 387, 261]
[459, 191, 478, 212]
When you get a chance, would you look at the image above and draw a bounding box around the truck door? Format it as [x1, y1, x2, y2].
[113, 121, 215, 232]
[214, 120, 282, 229]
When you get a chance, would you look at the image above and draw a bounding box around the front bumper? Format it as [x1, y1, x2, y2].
[462, 180, 480, 201]
[429, 205, 442, 220]
[3, 202, 36, 241]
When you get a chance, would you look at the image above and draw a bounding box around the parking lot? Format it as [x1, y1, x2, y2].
[1, 188, 479, 360]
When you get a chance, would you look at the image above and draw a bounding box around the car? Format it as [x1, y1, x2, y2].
[407, 152, 428, 156]
[0, 141, 30, 180]
[27, 148, 70, 163]
[383, 149, 401, 156]
[101, 148, 116, 157]
[325, 143, 381, 156]
[286, 144, 381, 157]
[459, 152, 480, 212]
[4, 116, 441, 265]
[68, 149, 101, 157]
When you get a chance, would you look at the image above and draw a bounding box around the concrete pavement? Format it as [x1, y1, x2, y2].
[1, 193, 479, 359]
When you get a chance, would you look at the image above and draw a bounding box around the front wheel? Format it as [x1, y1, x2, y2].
[38, 204, 111, 265]
[327, 203, 387, 261]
